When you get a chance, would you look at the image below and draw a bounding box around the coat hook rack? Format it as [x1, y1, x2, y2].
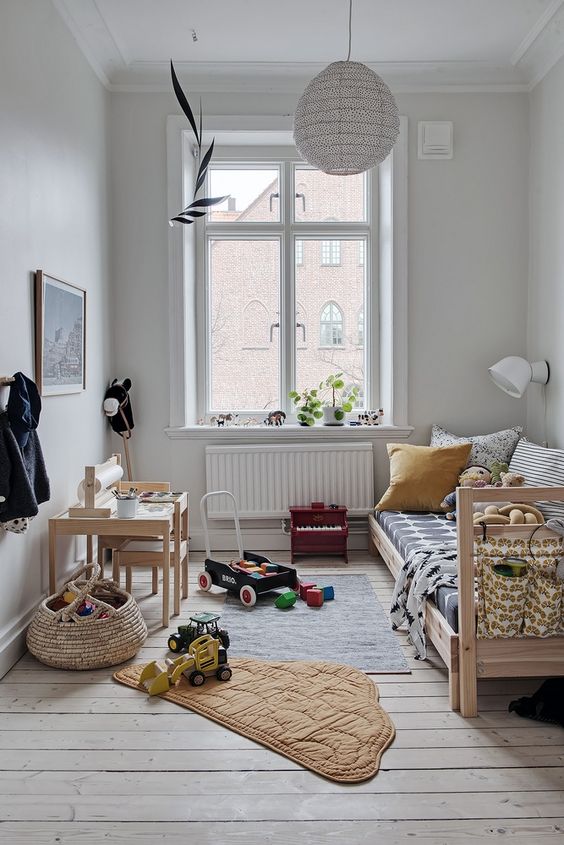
[0, 377, 15, 386]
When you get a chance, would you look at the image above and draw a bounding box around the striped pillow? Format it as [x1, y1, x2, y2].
[509, 439, 564, 520]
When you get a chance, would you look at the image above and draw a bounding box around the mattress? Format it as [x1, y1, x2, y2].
[375, 510, 459, 632]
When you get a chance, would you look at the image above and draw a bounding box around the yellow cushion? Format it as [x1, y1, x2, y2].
[376, 442, 472, 512]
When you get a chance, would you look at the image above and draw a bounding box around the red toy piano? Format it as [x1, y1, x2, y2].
[289, 502, 348, 564]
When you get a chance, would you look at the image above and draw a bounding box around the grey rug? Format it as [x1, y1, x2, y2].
[219, 574, 410, 673]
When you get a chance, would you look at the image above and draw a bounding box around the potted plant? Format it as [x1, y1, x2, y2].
[319, 373, 360, 426]
[288, 388, 323, 426]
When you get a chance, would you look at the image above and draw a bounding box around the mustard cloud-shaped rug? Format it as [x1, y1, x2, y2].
[114, 657, 395, 783]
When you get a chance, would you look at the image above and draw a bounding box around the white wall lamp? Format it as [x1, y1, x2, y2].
[488, 356, 550, 398]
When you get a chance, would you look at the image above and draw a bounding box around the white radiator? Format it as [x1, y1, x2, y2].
[205, 442, 374, 518]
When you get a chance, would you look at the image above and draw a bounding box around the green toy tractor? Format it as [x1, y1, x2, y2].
[167, 612, 230, 654]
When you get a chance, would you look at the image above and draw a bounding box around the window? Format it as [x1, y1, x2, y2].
[320, 302, 343, 347]
[357, 309, 364, 346]
[199, 158, 371, 416]
[168, 115, 408, 431]
[359, 240, 365, 266]
[321, 240, 341, 266]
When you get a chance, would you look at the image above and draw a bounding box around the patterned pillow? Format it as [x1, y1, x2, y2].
[430, 424, 522, 469]
[509, 439, 564, 520]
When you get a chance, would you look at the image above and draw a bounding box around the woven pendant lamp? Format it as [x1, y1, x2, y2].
[293, 1, 399, 175]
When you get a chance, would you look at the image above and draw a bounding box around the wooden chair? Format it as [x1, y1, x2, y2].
[98, 480, 188, 604]
[97, 480, 171, 576]
[112, 496, 188, 627]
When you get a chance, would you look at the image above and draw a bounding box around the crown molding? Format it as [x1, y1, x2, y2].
[105, 60, 530, 94]
[512, 0, 564, 89]
[51, 0, 126, 88]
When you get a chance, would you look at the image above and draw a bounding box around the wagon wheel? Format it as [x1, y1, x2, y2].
[239, 585, 257, 607]
[198, 571, 212, 592]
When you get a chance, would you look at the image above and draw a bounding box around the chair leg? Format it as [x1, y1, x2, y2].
[152, 568, 159, 594]
[125, 567, 132, 595]
[182, 555, 188, 599]
[112, 551, 120, 585]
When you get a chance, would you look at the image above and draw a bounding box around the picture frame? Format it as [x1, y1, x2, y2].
[35, 270, 86, 396]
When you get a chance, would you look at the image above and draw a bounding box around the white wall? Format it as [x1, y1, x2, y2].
[109, 88, 530, 546]
[527, 54, 564, 447]
[0, 2, 111, 674]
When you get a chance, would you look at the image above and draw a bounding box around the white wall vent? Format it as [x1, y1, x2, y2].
[418, 121, 453, 159]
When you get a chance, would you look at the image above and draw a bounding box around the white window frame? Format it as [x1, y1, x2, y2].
[165, 114, 409, 436]
[201, 156, 372, 418]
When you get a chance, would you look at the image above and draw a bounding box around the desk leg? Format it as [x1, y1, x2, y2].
[173, 506, 181, 617]
[49, 521, 56, 595]
[86, 536, 94, 579]
[162, 531, 170, 628]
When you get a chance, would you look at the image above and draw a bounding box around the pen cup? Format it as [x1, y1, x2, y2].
[116, 496, 138, 519]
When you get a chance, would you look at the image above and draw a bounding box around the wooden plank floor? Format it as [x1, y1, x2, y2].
[1, 551, 563, 844]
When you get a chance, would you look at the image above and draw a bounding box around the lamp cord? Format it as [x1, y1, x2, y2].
[346, 0, 352, 61]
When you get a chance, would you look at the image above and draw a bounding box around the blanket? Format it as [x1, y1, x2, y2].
[390, 542, 458, 659]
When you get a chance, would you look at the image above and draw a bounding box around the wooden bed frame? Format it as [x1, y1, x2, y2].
[368, 485, 564, 717]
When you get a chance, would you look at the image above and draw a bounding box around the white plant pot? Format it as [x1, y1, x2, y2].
[323, 406, 345, 426]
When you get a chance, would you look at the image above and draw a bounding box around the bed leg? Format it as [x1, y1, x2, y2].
[368, 531, 378, 558]
[457, 487, 478, 718]
[449, 670, 460, 712]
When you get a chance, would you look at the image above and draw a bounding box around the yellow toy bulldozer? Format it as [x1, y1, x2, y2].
[139, 634, 232, 696]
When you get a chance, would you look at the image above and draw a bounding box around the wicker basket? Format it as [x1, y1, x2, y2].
[27, 563, 147, 669]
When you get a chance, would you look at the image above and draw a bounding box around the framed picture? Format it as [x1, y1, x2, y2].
[35, 270, 86, 396]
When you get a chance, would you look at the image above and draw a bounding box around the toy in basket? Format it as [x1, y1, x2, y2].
[198, 491, 299, 607]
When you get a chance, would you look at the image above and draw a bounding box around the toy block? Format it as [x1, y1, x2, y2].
[265, 563, 278, 572]
[321, 585, 335, 601]
[249, 571, 264, 579]
[275, 590, 297, 609]
[306, 588, 324, 608]
[246, 566, 262, 573]
[299, 581, 317, 601]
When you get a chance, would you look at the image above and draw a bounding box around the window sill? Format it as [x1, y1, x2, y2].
[165, 424, 414, 441]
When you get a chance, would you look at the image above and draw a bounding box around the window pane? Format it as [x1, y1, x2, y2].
[208, 167, 280, 222]
[294, 168, 366, 222]
[295, 238, 366, 406]
[209, 239, 280, 411]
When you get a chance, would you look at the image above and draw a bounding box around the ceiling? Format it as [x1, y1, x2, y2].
[53, 0, 564, 91]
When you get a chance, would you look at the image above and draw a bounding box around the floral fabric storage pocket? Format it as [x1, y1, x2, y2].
[476, 535, 563, 639]
[477, 556, 528, 638]
[523, 567, 562, 637]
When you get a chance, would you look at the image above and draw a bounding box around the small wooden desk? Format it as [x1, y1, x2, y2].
[48, 493, 189, 626]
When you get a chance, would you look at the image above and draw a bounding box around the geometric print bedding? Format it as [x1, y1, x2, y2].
[375, 509, 457, 561]
[376, 511, 461, 636]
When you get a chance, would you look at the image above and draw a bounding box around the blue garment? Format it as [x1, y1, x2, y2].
[7, 372, 42, 450]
